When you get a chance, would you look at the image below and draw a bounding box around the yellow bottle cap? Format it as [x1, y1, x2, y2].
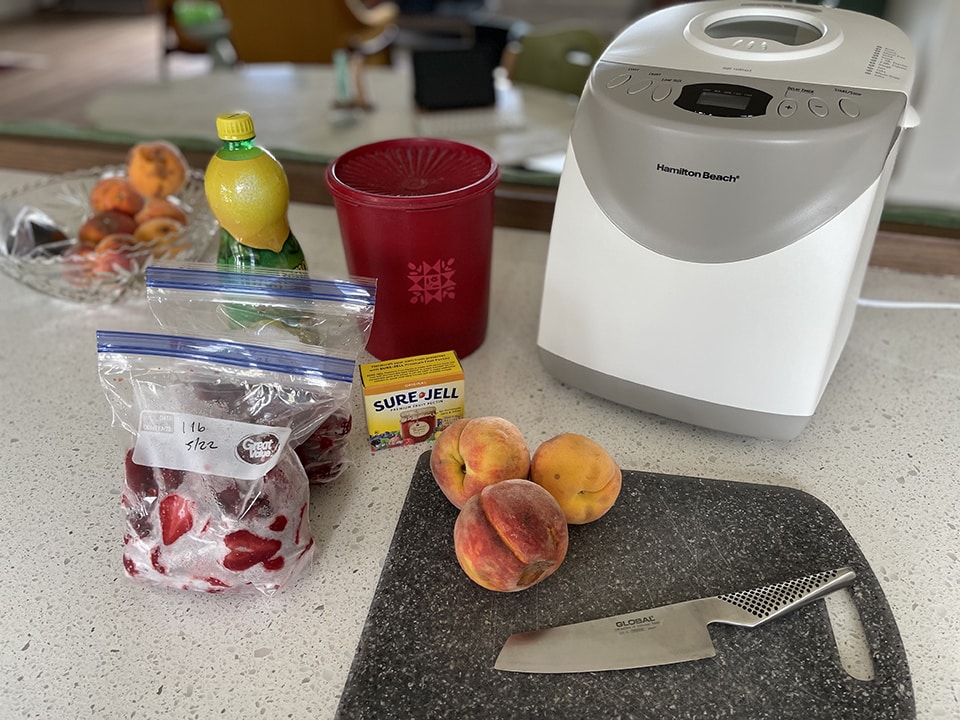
[216, 112, 256, 141]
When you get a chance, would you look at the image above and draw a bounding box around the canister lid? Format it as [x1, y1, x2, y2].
[325, 138, 500, 209]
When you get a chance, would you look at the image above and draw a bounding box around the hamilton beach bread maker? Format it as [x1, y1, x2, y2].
[537, 0, 918, 440]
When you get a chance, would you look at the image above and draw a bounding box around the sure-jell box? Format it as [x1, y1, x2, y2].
[359, 351, 465, 452]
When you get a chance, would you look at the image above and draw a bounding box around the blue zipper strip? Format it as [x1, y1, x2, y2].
[144, 265, 376, 305]
[96, 330, 356, 383]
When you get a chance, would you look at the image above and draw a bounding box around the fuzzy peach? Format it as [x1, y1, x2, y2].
[134, 216, 185, 258]
[89, 233, 144, 274]
[134, 195, 188, 226]
[430, 416, 531, 509]
[530, 433, 622, 525]
[77, 210, 138, 248]
[88, 176, 144, 216]
[126, 140, 190, 198]
[453, 479, 568, 592]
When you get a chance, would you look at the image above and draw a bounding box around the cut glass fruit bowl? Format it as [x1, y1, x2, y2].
[0, 166, 218, 303]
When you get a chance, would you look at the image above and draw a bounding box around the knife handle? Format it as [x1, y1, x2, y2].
[712, 566, 856, 628]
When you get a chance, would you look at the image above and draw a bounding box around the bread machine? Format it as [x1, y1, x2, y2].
[537, 1, 918, 440]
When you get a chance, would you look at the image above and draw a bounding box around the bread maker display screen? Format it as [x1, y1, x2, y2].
[675, 83, 773, 118]
[705, 16, 823, 46]
[698, 90, 751, 111]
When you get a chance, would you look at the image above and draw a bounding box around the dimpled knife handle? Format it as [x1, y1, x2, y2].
[712, 567, 857, 628]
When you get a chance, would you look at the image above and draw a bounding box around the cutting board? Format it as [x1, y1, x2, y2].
[335, 452, 913, 719]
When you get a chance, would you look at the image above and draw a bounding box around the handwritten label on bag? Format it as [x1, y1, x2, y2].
[133, 411, 292, 480]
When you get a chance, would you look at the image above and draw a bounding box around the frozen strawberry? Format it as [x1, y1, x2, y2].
[215, 483, 245, 517]
[296, 408, 353, 485]
[128, 507, 154, 539]
[119, 451, 315, 594]
[158, 494, 194, 546]
[124, 450, 159, 500]
[158, 467, 186, 491]
[222, 530, 282, 572]
[150, 546, 167, 575]
[318, 410, 352, 437]
[300, 458, 347, 483]
[262, 556, 285, 571]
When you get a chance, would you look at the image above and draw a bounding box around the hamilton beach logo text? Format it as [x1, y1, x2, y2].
[657, 163, 740, 183]
[236, 432, 282, 465]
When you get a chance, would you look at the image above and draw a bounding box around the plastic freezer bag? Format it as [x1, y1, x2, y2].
[144, 263, 376, 484]
[97, 330, 355, 595]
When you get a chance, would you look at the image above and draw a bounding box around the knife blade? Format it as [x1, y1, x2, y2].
[494, 566, 856, 674]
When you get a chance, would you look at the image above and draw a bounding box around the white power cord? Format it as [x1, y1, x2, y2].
[858, 297, 960, 310]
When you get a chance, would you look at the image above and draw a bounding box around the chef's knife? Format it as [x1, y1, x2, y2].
[495, 566, 856, 674]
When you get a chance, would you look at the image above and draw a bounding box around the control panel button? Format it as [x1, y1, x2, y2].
[651, 84, 673, 102]
[627, 79, 654, 95]
[839, 97, 861, 118]
[808, 97, 829, 117]
[606, 73, 631, 89]
[778, 99, 798, 117]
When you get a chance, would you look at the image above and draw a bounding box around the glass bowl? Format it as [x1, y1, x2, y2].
[0, 166, 218, 303]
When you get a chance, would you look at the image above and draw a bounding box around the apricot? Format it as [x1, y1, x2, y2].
[430, 416, 531, 510]
[134, 216, 185, 258]
[530, 433, 622, 525]
[89, 176, 144, 216]
[78, 210, 138, 248]
[454, 479, 568, 593]
[126, 140, 190, 198]
[134, 195, 188, 226]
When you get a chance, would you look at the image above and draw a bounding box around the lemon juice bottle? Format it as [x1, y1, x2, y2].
[204, 111, 307, 271]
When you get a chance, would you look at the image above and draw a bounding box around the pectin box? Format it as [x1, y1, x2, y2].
[359, 351, 465, 452]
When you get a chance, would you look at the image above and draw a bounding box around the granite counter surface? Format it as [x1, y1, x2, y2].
[0, 169, 958, 719]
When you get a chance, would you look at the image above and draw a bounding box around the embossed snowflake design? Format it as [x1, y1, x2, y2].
[407, 258, 456, 304]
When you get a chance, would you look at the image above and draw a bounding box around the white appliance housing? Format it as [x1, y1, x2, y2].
[537, 1, 917, 440]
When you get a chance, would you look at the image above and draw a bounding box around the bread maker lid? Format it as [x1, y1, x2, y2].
[600, 0, 914, 93]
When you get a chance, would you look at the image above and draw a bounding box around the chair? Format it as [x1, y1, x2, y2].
[503, 24, 609, 97]
[214, 0, 400, 66]
[156, 0, 236, 77]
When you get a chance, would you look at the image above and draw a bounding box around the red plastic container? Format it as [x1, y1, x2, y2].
[325, 138, 500, 360]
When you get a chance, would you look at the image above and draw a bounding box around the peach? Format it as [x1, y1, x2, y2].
[430, 416, 531, 509]
[134, 216, 185, 258]
[134, 195, 188, 226]
[530, 433, 622, 525]
[126, 140, 190, 198]
[453, 479, 568, 592]
[77, 210, 138, 248]
[62, 247, 95, 286]
[88, 176, 144, 216]
[89, 233, 145, 275]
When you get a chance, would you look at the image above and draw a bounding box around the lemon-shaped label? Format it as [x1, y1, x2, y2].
[204, 150, 291, 253]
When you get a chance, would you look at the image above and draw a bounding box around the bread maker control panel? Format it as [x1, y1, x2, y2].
[593, 62, 894, 130]
[571, 60, 908, 262]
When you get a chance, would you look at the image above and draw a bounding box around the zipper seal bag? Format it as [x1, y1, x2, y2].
[97, 330, 355, 595]
[144, 262, 377, 484]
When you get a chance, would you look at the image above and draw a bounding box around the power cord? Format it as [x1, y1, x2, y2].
[858, 298, 960, 310]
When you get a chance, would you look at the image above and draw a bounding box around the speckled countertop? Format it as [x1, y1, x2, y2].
[1, 167, 958, 719]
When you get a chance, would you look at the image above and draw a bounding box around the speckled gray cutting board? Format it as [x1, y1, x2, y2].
[335, 451, 913, 720]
